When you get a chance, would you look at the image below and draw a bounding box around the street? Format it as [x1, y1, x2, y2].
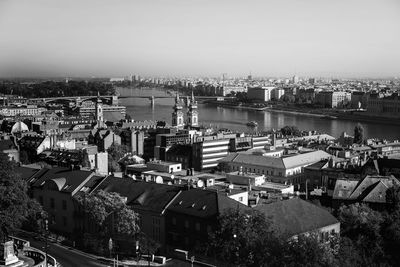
[17, 231, 110, 267]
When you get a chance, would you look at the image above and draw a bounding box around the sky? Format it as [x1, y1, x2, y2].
[0, 0, 399, 78]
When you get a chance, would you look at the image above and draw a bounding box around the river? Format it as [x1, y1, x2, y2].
[117, 87, 400, 140]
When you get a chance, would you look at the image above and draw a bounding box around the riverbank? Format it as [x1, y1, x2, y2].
[206, 101, 400, 126]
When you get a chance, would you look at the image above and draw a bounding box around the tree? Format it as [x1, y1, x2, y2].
[0, 153, 44, 240]
[77, 190, 140, 255]
[107, 143, 129, 173]
[353, 123, 364, 144]
[205, 208, 341, 267]
[204, 208, 291, 266]
[337, 203, 385, 265]
[280, 125, 301, 136]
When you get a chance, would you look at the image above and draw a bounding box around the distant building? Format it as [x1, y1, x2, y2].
[171, 94, 184, 129]
[219, 86, 247, 96]
[187, 92, 199, 127]
[0, 105, 46, 117]
[247, 87, 274, 102]
[315, 91, 351, 108]
[367, 93, 400, 118]
[350, 91, 367, 109]
[272, 88, 285, 101]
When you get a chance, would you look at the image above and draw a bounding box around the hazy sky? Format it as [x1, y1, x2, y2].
[1, 0, 399, 78]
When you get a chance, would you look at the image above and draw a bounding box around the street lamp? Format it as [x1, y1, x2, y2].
[44, 219, 48, 267]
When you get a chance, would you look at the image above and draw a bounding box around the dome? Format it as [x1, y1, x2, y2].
[11, 121, 29, 133]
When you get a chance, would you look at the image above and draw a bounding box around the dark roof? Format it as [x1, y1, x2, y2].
[304, 160, 329, 171]
[167, 188, 250, 218]
[95, 177, 181, 213]
[30, 167, 93, 194]
[254, 198, 339, 237]
[14, 166, 41, 181]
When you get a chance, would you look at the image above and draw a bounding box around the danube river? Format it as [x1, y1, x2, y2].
[117, 87, 400, 141]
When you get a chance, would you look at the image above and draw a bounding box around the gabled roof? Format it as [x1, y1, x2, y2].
[282, 150, 331, 169]
[349, 175, 394, 199]
[167, 188, 250, 218]
[360, 176, 400, 203]
[332, 179, 359, 200]
[30, 167, 94, 195]
[219, 153, 285, 169]
[95, 177, 181, 213]
[14, 166, 41, 181]
[254, 198, 339, 237]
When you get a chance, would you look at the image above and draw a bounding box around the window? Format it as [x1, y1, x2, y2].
[184, 220, 189, 229]
[62, 200, 67, 210]
[39, 196, 43, 205]
[50, 198, 55, 209]
[172, 217, 177, 226]
[63, 216, 67, 227]
[195, 222, 201, 231]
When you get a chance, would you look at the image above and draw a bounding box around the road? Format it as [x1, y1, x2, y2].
[17, 232, 110, 267]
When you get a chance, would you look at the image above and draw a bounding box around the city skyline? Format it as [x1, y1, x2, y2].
[0, 0, 400, 78]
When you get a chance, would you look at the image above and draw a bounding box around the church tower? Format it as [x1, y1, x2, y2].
[172, 93, 184, 129]
[95, 92, 104, 128]
[187, 91, 199, 127]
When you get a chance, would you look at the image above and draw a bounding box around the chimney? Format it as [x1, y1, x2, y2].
[191, 168, 194, 176]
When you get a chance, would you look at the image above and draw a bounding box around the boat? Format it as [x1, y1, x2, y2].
[246, 121, 258, 127]
[322, 115, 338, 120]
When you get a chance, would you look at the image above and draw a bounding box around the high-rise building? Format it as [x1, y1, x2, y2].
[171, 93, 184, 129]
[187, 91, 198, 127]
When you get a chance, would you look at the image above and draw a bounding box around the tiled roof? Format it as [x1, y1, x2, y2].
[255, 198, 339, 237]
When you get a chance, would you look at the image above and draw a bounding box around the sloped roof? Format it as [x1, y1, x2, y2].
[349, 175, 389, 199]
[361, 176, 400, 203]
[14, 166, 41, 181]
[167, 188, 250, 218]
[218, 153, 285, 169]
[31, 167, 93, 194]
[254, 198, 339, 237]
[332, 179, 359, 200]
[282, 150, 331, 169]
[219, 150, 331, 170]
[95, 177, 181, 213]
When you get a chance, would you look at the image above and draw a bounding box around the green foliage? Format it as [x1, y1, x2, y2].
[0, 80, 114, 98]
[280, 125, 301, 136]
[107, 143, 129, 173]
[353, 123, 364, 144]
[0, 153, 44, 240]
[337, 203, 386, 265]
[204, 208, 343, 267]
